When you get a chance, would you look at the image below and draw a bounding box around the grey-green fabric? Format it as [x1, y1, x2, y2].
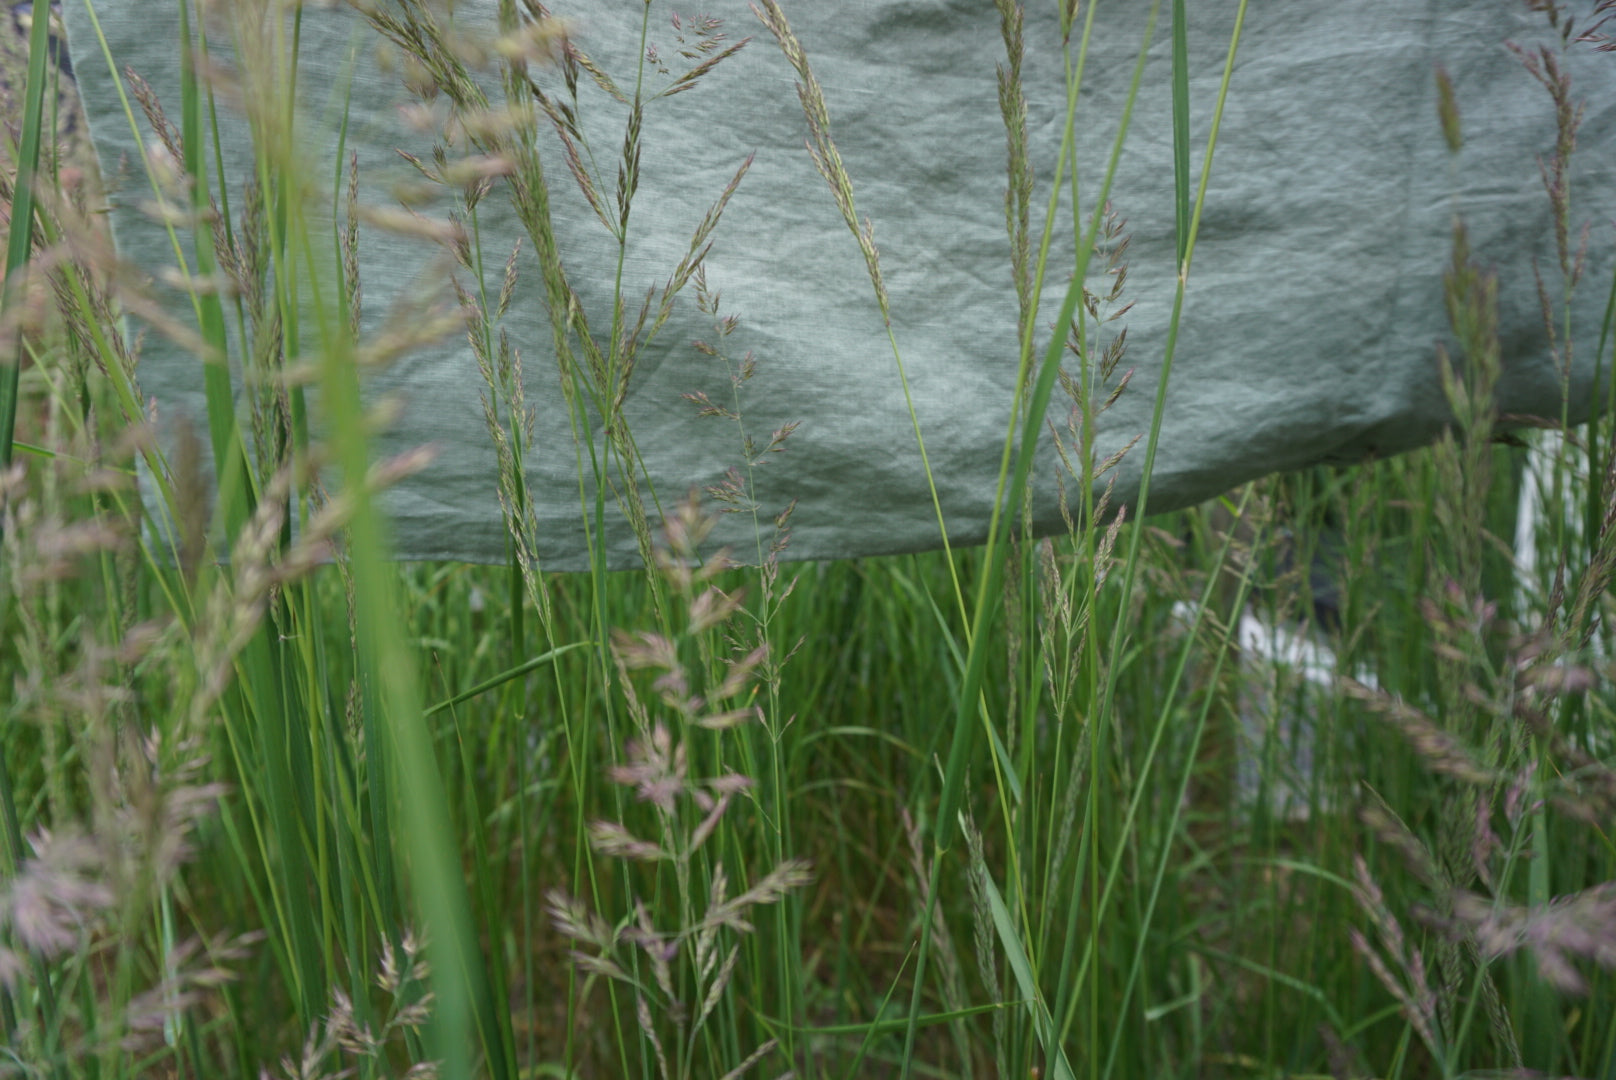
[63, 2, 1616, 570]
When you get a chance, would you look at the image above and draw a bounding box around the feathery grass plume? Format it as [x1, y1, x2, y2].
[902, 806, 973, 1078]
[543, 491, 804, 1078]
[1340, 678, 1499, 787]
[1435, 65, 1463, 154]
[29, 183, 150, 425]
[548, 717, 804, 1078]
[258, 930, 439, 1080]
[1507, 41, 1584, 294]
[671, 282, 801, 1055]
[751, 0, 965, 624]
[1053, 200, 1136, 541]
[995, 0, 1032, 339]
[341, 151, 362, 338]
[749, 1, 883, 325]
[367, 2, 758, 645]
[1424, 215, 1517, 1057]
[11, 1, 1616, 1075]
[963, 811, 1009, 1080]
[232, 177, 295, 483]
[474, 281, 555, 635]
[0, 509, 257, 1069]
[1432, 885, 1616, 997]
[1002, 528, 1028, 766]
[1503, 11, 1608, 659]
[1578, 0, 1616, 49]
[684, 267, 799, 591]
[1065, 201, 1135, 385]
[1433, 225, 1502, 598]
[1348, 854, 1445, 1063]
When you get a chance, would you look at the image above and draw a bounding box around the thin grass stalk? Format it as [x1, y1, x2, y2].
[753, 0, 969, 625]
[1052, 497, 1251, 1057]
[1030, 6, 1249, 1071]
[181, 1, 340, 1033]
[79, 0, 215, 347]
[1071, 35, 1248, 1060]
[1026, 110, 1125, 1080]
[1003, 28, 1100, 894]
[1170, 0, 1190, 268]
[536, 44, 652, 1046]
[1017, 4, 1097, 406]
[305, 231, 490, 1079]
[1096, 0, 1248, 747]
[1588, 263, 1616, 531]
[0, 0, 52, 470]
[178, 0, 254, 538]
[0, 0, 72, 1058]
[947, 0, 1154, 865]
[1098, 488, 1262, 1080]
[1051, 22, 1110, 1072]
[14, 8, 189, 539]
[896, 7, 1165, 1075]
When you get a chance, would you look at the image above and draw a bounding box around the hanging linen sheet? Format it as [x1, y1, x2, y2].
[61, 1, 1616, 568]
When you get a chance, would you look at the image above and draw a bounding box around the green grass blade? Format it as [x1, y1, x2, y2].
[1171, 0, 1190, 267]
[763, 1001, 1009, 1039]
[0, 4, 69, 1061]
[981, 868, 1076, 1080]
[423, 641, 593, 717]
[900, 5, 1163, 1073]
[0, 0, 53, 470]
[176, 0, 253, 537]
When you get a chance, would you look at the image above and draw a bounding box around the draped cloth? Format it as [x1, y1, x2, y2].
[63, 2, 1616, 568]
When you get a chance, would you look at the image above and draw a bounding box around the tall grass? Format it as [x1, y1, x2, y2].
[1, 1, 1615, 1078]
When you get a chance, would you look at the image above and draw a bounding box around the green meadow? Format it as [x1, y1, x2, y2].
[2, 1, 1615, 1077]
